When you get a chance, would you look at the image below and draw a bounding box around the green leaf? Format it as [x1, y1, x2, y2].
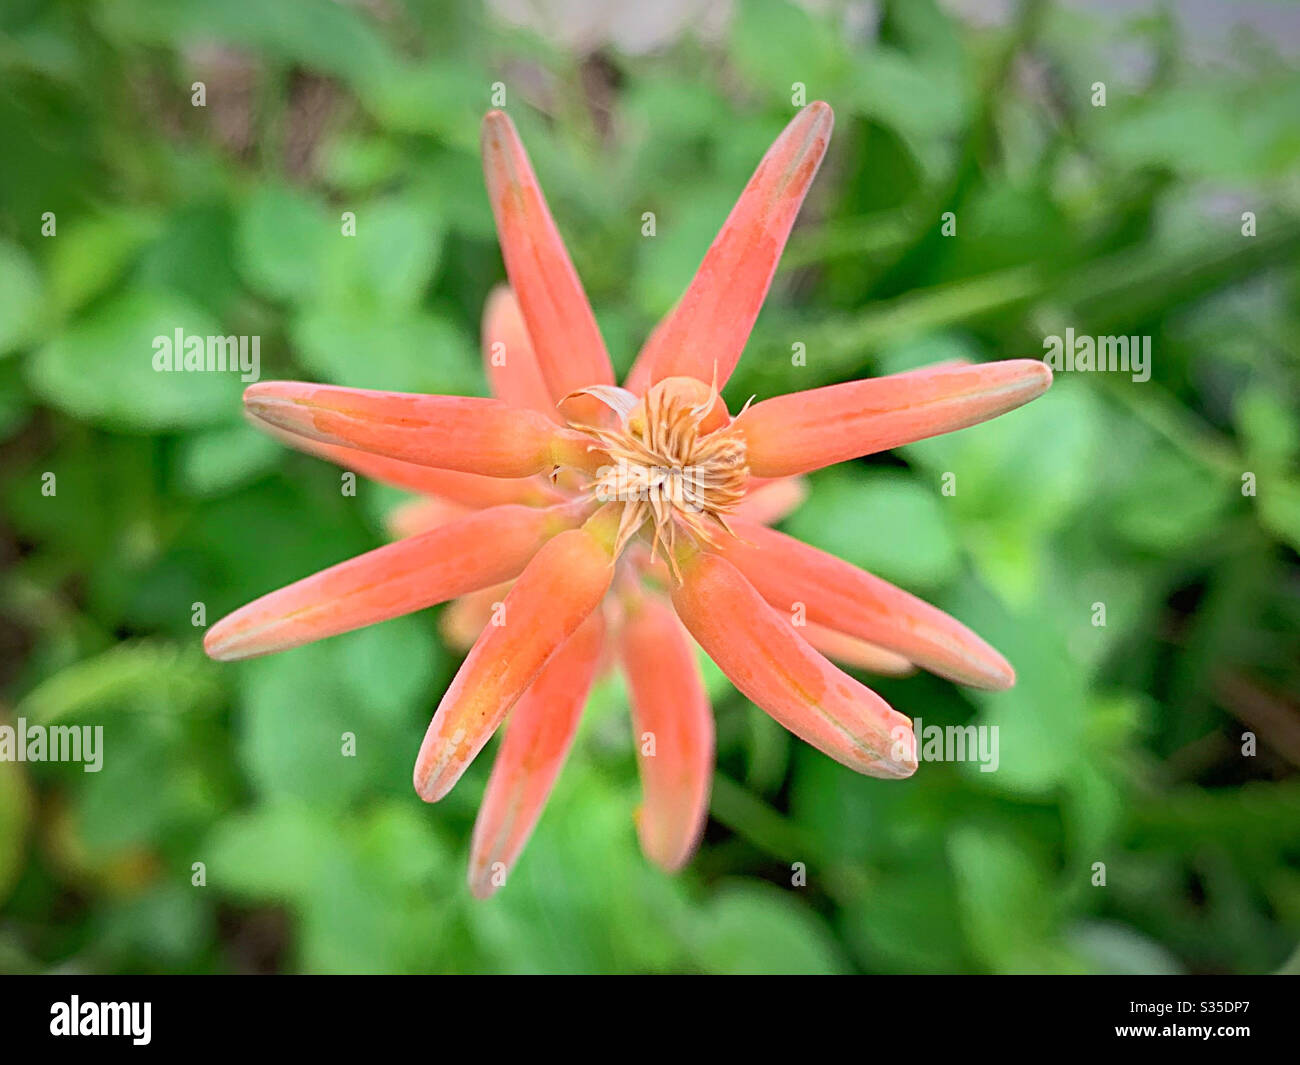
[948, 827, 1082, 973]
[177, 424, 281, 497]
[27, 289, 241, 430]
[634, 185, 739, 318]
[1067, 921, 1184, 975]
[17, 642, 222, 724]
[291, 305, 483, 395]
[323, 197, 444, 312]
[45, 210, 157, 319]
[689, 882, 850, 974]
[235, 185, 334, 304]
[0, 240, 43, 356]
[234, 616, 436, 808]
[468, 771, 690, 974]
[941, 580, 1088, 795]
[1258, 478, 1300, 554]
[206, 801, 334, 900]
[206, 800, 458, 973]
[784, 468, 960, 590]
[0, 757, 32, 906]
[1236, 385, 1299, 468]
[100, 0, 397, 92]
[730, 0, 848, 101]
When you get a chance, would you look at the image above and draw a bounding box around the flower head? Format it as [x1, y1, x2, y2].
[573, 376, 748, 570]
[205, 102, 1052, 897]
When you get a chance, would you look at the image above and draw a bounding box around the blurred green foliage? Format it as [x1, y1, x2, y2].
[1, 0, 1299, 974]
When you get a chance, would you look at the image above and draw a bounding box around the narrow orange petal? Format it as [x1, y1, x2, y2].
[482, 284, 561, 421]
[718, 518, 1015, 690]
[245, 381, 597, 478]
[733, 476, 809, 526]
[482, 111, 614, 414]
[260, 421, 561, 506]
[467, 610, 605, 898]
[737, 359, 1052, 478]
[799, 622, 915, 676]
[439, 582, 512, 652]
[671, 550, 916, 779]
[619, 593, 714, 872]
[413, 524, 615, 802]
[203, 502, 583, 661]
[384, 497, 471, 539]
[640, 102, 833, 390]
[621, 308, 670, 396]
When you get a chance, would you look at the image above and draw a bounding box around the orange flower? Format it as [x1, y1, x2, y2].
[205, 103, 1052, 897]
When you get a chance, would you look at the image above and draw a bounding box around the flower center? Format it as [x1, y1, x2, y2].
[568, 376, 748, 571]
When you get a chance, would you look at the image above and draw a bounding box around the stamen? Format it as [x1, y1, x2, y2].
[567, 376, 749, 572]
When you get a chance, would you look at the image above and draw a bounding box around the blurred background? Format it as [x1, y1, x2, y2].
[1, 0, 1298, 974]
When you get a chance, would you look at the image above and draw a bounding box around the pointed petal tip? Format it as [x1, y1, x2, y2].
[202, 623, 236, 662]
[467, 864, 501, 900]
[803, 99, 834, 130]
[639, 100, 835, 391]
[975, 655, 1016, 691]
[413, 756, 454, 803]
[639, 831, 695, 874]
[203, 612, 271, 662]
[481, 110, 514, 151]
[954, 630, 1017, 691]
[242, 381, 299, 428]
[636, 810, 701, 873]
[1017, 357, 1053, 395]
[740, 356, 1057, 477]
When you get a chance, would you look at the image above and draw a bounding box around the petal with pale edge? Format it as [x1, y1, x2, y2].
[671, 551, 916, 779]
[482, 110, 614, 412]
[260, 421, 560, 507]
[718, 518, 1015, 690]
[203, 503, 581, 661]
[413, 525, 615, 802]
[801, 622, 915, 676]
[639, 102, 833, 390]
[619, 594, 714, 871]
[245, 381, 596, 478]
[468, 610, 606, 898]
[736, 359, 1052, 477]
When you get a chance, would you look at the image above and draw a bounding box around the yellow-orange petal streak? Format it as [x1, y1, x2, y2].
[482, 110, 614, 412]
[244, 381, 590, 479]
[641, 102, 833, 390]
[467, 610, 605, 899]
[736, 359, 1052, 477]
[482, 284, 561, 421]
[413, 525, 616, 802]
[719, 518, 1015, 690]
[203, 503, 582, 662]
[619, 594, 714, 872]
[671, 551, 916, 779]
